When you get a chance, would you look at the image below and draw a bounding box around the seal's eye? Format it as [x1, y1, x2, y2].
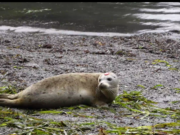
[107, 78, 112, 81]
[99, 79, 101, 82]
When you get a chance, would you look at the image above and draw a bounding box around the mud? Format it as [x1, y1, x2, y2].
[0, 30, 180, 134]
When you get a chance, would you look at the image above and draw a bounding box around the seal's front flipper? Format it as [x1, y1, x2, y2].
[94, 101, 109, 108]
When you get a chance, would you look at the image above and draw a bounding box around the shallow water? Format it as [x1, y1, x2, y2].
[0, 2, 180, 35]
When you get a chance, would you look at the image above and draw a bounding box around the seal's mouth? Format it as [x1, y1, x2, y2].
[99, 83, 107, 89]
[98, 82, 110, 89]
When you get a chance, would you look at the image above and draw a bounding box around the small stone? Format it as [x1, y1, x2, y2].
[42, 44, 53, 48]
[4, 40, 11, 43]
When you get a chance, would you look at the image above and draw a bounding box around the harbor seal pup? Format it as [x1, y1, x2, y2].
[0, 72, 119, 109]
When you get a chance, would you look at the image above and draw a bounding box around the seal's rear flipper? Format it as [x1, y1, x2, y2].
[0, 99, 19, 107]
[0, 94, 18, 100]
[0, 94, 10, 98]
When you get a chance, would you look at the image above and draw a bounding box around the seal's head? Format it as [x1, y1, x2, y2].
[98, 72, 119, 100]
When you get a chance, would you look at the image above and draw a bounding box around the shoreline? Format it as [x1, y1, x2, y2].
[0, 25, 178, 37]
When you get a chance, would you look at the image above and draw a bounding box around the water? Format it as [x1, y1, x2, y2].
[0, 2, 180, 36]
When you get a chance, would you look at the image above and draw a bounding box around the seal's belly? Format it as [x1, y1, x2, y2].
[23, 89, 94, 108]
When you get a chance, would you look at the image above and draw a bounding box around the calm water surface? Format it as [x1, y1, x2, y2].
[0, 2, 180, 36]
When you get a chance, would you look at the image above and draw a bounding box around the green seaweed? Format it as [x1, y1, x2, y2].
[0, 85, 17, 94]
[169, 67, 179, 71]
[172, 101, 180, 104]
[13, 66, 23, 69]
[38, 110, 64, 114]
[137, 84, 146, 89]
[152, 59, 171, 67]
[152, 59, 179, 72]
[174, 88, 180, 93]
[0, 87, 180, 134]
[0, 108, 70, 134]
[151, 84, 164, 89]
